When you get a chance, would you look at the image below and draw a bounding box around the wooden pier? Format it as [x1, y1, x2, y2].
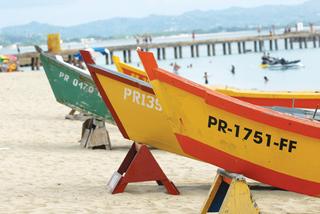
[18, 31, 320, 70]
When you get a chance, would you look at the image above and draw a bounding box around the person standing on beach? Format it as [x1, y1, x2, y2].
[204, 72, 209, 84]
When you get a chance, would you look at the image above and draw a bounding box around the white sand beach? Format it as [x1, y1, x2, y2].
[1, 71, 320, 214]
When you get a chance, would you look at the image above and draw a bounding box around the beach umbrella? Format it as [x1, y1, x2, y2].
[5, 54, 17, 61]
[74, 47, 109, 61]
[0, 55, 17, 63]
[0, 55, 9, 63]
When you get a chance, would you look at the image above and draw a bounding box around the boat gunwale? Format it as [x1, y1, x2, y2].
[41, 52, 92, 80]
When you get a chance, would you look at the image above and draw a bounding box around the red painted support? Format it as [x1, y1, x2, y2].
[107, 143, 179, 195]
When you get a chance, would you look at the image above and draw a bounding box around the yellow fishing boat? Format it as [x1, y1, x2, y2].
[113, 55, 148, 82]
[81, 50, 187, 156]
[113, 55, 320, 109]
[138, 51, 320, 197]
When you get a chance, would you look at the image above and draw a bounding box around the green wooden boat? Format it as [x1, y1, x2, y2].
[40, 51, 114, 123]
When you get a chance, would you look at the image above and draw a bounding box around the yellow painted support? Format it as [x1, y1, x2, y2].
[201, 169, 259, 214]
[219, 180, 259, 213]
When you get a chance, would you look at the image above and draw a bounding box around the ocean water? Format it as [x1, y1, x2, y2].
[2, 30, 320, 91]
[101, 43, 320, 91]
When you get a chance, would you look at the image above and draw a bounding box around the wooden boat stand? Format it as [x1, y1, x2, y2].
[201, 169, 259, 214]
[65, 109, 91, 121]
[107, 143, 179, 195]
[65, 109, 77, 120]
[80, 118, 112, 150]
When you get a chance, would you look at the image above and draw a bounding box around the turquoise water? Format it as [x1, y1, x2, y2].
[101, 45, 320, 91]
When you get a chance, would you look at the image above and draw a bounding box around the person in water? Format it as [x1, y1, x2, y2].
[173, 62, 181, 75]
[204, 72, 209, 84]
[264, 76, 269, 83]
[231, 65, 235, 75]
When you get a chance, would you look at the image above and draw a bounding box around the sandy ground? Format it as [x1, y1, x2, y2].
[0, 71, 320, 214]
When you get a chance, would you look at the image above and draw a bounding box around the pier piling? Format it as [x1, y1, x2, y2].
[128, 50, 132, 63]
[275, 39, 278, 50]
[284, 38, 288, 50]
[237, 42, 242, 54]
[123, 50, 127, 63]
[212, 44, 216, 56]
[299, 38, 303, 49]
[259, 40, 264, 52]
[105, 53, 109, 65]
[228, 43, 232, 55]
[110, 52, 114, 64]
[174, 47, 178, 59]
[196, 45, 199, 57]
[157, 48, 161, 60]
[269, 40, 273, 51]
[304, 38, 308, 49]
[242, 42, 246, 53]
[162, 48, 166, 60]
[290, 38, 294, 49]
[191, 45, 194, 58]
[223, 43, 227, 55]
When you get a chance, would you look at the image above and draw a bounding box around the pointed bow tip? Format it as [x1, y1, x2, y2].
[137, 50, 158, 81]
[80, 50, 96, 66]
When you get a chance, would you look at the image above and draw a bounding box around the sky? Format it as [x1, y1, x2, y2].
[0, 0, 308, 28]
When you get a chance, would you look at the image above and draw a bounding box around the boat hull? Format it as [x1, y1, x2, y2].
[40, 53, 114, 122]
[83, 60, 187, 156]
[139, 51, 320, 197]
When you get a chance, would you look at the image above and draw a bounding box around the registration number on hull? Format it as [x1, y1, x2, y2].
[123, 88, 162, 111]
[59, 71, 95, 94]
[208, 115, 298, 153]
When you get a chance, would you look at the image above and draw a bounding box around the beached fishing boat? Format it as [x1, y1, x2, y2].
[137, 51, 320, 197]
[81, 50, 186, 155]
[114, 55, 320, 109]
[40, 51, 114, 122]
[82, 50, 320, 196]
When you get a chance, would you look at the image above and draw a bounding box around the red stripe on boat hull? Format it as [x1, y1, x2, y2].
[176, 133, 320, 197]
